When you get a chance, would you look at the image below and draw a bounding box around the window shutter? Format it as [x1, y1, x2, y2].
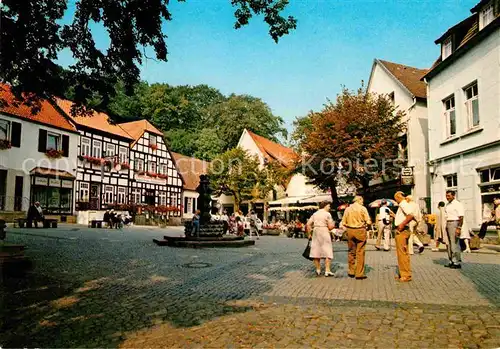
[62, 135, 70, 157]
[38, 129, 47, 152]
[10, 122, 22, 147]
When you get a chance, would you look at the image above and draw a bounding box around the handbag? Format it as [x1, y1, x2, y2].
[302, 240, 313, 261]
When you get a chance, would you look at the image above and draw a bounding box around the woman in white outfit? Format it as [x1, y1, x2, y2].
[306, 201, 335, 277]
[406, 195, 424, 255]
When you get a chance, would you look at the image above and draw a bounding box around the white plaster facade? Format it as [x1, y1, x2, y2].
[426, 15, 500, 229]
[367, 60, 430, 204]
[0, 113, 79, 213]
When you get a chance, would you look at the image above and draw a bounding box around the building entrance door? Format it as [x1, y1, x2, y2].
[145, 189, 155, 206]
[0, 170, 6, 210]
[90, 184, 100, 210]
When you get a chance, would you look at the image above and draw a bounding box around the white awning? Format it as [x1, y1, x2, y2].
[298, 194, 332, 204]
[268, 196, 313, 205]
[268, 205, 318, 212]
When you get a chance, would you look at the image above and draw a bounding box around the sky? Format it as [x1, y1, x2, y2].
[58, 0, 478, 133]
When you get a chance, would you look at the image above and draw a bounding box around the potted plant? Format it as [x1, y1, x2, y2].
[46, 148, 64, 159]
[0, 139, 11, 150]
[150, 143, 158, 151]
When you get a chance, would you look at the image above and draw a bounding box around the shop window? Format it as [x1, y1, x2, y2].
[47, 133, 61, 151]
[104, 186, 114, 204]
[60, 189, 72, 210]
[81, 138, 91, 156]
[117, 187, 126, 204]
[79, 182, 90, 202]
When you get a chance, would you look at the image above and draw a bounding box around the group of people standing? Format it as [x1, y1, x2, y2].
[306, 190, 473, 281]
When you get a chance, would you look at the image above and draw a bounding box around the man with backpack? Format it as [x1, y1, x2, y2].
[375, 200, 392, 251]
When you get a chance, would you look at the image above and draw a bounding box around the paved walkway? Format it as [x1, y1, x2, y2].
[1, 226, 499, 348]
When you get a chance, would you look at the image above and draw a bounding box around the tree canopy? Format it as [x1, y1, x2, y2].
[1, 0, 296, 111]
[297, 87, 406, 206]
[208, 147, 288, 211]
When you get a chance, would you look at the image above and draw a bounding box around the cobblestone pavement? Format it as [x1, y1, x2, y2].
[1, 226, 499, 348]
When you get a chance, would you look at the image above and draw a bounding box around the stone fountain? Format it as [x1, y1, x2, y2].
[153, 175, 255, 248]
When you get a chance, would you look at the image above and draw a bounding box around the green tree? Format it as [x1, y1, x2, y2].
[1, 0, 296, 111]
[298, 87, 406, 206]
[193, 128, 226, 161]
[106, 81, 149, 121]
[164, 129, 198, 157]
[289, 115, 313, 151]
[206, 94, 287, 150]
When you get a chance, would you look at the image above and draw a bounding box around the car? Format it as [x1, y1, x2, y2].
[244, 217, 263, 235]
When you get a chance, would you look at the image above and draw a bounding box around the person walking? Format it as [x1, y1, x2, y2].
[444, 191, 465, 269]
[393, 191, 418, 282]
[306, 201, 335, 277]
[341, 196, 371, 280]
[406, 195, 424, 255]
[248, 210, 260, 240]
[191, 209, 201, 237]
[432, 201, 448, 252]
[375, 200, 392, 251]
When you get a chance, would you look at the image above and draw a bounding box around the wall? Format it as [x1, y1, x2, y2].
[238, 131, 266, 167]
[0, 113, 78, 211]
[286, 174, 324, 197]
[427, 30, 500, 162]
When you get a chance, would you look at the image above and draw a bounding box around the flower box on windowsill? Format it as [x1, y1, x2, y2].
[118, 162, 131, 170]
[0, 139, 11, 150]
[150, 144, 158, 151]
[45, 148, 64, 159]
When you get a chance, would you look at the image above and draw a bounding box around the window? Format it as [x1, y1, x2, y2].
[149, 134, 157, 146]
[135, 159, 144, 171]
[388, 92, 395, 104]
[47, 133, 60, 150]
[443, 96, 456, 138]
[480, 1, 495, 30]
[93, 140, 102, 158]
[81, 138, 91, 156]
[0, 119, 10, 140]
[445, 174, 458, 189]
[117, 187, 126, 204]
[103, 186, 114, 204]
[159, 191, 166, 206]
[106, 143, 115, 157]
[480, 166, 500, 183]
[442, 37, 452, 60]
[79, 182, 89, 202]
[160, 164, 168, 175]
[119, 147, 128, 164]
[149, 161, 157, 173]
[464, 82, 479, 129]
[131, 189, 142, 204]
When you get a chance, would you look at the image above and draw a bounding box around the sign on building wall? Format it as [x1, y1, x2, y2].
[401, 167, 414, 186]
[49, 178, 61, 187]
[61, 180, 73, 188]
[34, 177, 48, 186]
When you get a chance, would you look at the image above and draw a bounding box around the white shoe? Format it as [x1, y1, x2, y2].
[316, 269, 321, 276]
[325, 271, 334, 277]
[465, 248, 471, 253]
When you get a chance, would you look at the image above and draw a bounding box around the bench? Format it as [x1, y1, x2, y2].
[90, 220, 105, 228]
[43, 219, 58, 228]
[14, 218, 27, 228]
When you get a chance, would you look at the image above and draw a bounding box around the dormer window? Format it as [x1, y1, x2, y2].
[479, 1, 495, 30]
[442, 37, 453, 60]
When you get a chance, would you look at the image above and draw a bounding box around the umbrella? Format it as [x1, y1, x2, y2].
[369, 199, 398, 208]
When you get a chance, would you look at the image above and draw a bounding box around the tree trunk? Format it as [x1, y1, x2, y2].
[329, 182, 340, 209]
[233, 192, 240, 213]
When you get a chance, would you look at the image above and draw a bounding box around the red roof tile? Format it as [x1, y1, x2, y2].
[56, 98, 133, 139]
[171, 152, 209, 191]
[0, 84, 76, 132]
[119, 119, 163, 141]
[378, 60, 429, 99]
[246, 130, 298, 169]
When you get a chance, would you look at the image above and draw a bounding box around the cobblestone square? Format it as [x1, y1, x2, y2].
[1, 225, 500, 348]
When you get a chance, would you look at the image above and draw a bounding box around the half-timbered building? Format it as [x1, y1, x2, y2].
[120, 120, 183, 216]
[55, 99, 134, 224]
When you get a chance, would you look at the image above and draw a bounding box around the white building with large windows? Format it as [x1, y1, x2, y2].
[424, 0, 500, 229]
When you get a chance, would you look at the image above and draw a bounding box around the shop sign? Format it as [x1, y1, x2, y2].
[401, 167, 414, 186]
[136, 174, 167, 185]
[61, 180, 73, 188]
[34, 177, 48, 186]
[49, 178, 61, 187]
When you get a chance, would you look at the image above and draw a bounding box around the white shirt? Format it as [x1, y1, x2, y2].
[445, 199, 464, 221]
[36, 206, 43, 216]
[394, 200, 417, 226]
[378, 206, 390, 221]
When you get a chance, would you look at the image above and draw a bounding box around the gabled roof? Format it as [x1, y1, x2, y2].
[245, 129, 298, 169]
[0, 84, 77, 132]
[119, 119, 163, 141]
[171, 152, 209, 191]
[55, 98, 133, 140]
[376, 60, 429, 99]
